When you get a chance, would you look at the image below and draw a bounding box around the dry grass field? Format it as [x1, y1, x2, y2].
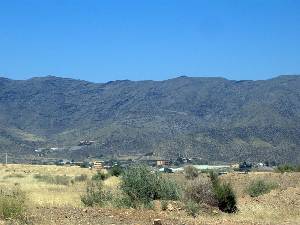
[0, 164, 96, 207]
[0, 164, 299, 225]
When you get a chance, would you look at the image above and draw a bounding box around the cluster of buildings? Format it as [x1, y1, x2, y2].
[37, 142, 275, 173]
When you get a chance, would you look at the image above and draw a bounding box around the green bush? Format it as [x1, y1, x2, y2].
[158, 177, 181, 201]
[184, 166, 199, 180]
[112, 194, 135, 208]
[74, 174, 88, 182]
[276, 164, 295, 173]
[92, 171, 110, 181]
[109, 165, 123, 177]
[121, 165, 158, 206]
[184, 177, 218, 206]
[185, 200, 200, 218]
[121, 165, 181, 208]
[0, 188, 26, 220]
[81, 181, 112, 207]
[209, 171, 237, 213]
[34, 174, 71, 185]
[213, 182, 237, 213]
[246, 179, 278, 197]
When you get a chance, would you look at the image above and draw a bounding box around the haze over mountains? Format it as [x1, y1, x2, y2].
[0, 75, 299, 163]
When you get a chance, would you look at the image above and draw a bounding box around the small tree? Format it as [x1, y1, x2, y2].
[209, 171, 237, 213]
[184, 166, 199, 180]
[121, 165, 158, 206]
[213, 182, 237, 213]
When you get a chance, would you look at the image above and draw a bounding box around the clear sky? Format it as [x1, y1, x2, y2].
[0, 0, 300, 83]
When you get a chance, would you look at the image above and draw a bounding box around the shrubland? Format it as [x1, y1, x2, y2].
[82, 164, 182, 209]
[246, 179, 278, 197]
[80, 165, 238, 216]
[1, 163, 300, 224]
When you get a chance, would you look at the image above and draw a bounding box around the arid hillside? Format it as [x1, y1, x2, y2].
[0, 75, 300, 163]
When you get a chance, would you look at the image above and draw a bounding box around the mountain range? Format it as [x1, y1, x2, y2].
[0, 75, 299, 163]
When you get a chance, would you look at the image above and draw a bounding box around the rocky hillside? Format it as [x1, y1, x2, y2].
[0, 75, 299, 163]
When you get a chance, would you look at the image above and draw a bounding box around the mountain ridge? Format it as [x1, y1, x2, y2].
[0, 75, 299, 163]
[3, 74, 299, 84]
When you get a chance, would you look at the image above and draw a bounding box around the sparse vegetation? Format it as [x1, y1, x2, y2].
[81, 181, 112, 207]
[0, 164, 299, 224]
[184, 166, 199, 180]
[34, 174, 72, 185]
[92, 171, 110, 181]
[246, 179, 278, 197]
[0, 187, 27, 220]
[185, 200, 200, 218]
[3, 173, 26, 179]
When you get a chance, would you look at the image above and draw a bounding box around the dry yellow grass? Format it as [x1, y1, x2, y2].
[0, 164, 299, 225]
[0, 164, 97, 207]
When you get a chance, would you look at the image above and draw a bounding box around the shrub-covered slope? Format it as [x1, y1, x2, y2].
[0, 75, 299, 163]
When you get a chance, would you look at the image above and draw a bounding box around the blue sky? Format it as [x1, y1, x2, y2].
[0, 0, 299, 83]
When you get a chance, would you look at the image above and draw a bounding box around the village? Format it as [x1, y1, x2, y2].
[53, 154, 274, 174]
[30, 140, 276, 174]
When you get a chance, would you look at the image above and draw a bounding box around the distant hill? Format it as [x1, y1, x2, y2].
[0, 75, 299, 163]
